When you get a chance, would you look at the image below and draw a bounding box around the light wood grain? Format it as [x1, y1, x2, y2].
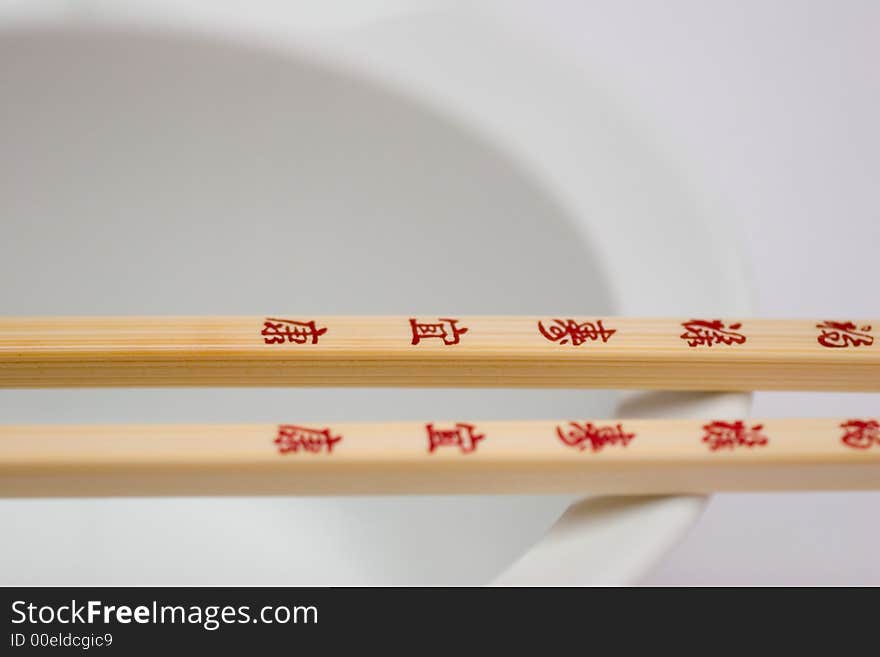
[0, 316, 877, 390]
[1, 418, 878, 496]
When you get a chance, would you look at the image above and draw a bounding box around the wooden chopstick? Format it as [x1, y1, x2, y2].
[0, 316, 876, 390]
[1, 418, 878, 497]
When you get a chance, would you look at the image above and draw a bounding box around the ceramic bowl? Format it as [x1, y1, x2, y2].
[0, 4, 751, 585]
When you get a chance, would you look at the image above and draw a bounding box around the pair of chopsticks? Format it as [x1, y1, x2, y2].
[0, 315, 877, 496]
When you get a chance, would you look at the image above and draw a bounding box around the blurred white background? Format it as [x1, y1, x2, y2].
[487, 0, 878, 585]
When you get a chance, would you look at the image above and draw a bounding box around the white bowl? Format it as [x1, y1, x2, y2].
[0, 4, 751, 585]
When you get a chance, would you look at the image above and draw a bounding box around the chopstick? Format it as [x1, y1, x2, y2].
[1, 417, 878, 497]
[0, 316, 877, 390]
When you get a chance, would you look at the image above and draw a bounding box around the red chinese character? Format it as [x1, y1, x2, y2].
[556, 422, 635, 452]
[426, 422, 484, 454]
[816, 321, 874, 348]
[274, 425, 342, 454]
[701, 420, 768, 451]
[538, 319, 616, 346]
[409, 318, 468, 346]
[262, 318, 327, 345]
[680, 319, 746, 347]
[839, 419, 880, 450]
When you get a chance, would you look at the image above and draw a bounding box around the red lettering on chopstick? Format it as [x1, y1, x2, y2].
[680, 319, 746, 347]
[556, 422, 635, 452]
[261, 318, 327, 345]
[816, 321, 874, 348]
[409, 318, 468, 346]
[701, 420, 768, 451]
[426, 422, 484, 454]
[538, 319, 616, 346]
[839, 419, 880, 449]
[274, 425, 342, 454]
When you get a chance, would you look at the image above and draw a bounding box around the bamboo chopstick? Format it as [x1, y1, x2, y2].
[0, 316, 877, 390]
[1, 418, 878, 497]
